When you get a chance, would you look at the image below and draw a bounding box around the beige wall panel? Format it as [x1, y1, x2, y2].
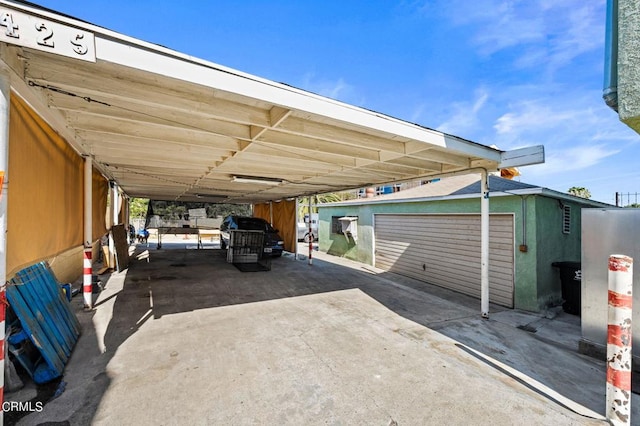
[93, 169, 108, 239]
[254, 200, 297, 253]
[7, 95, 87, 276]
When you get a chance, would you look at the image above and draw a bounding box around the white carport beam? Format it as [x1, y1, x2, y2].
[481, 169, 490, 318]
[500, 146, 545, 168]
[84, 28, 504, 161]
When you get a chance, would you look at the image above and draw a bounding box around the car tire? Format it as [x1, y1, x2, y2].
[303, 233, 314, 243]
[220, 240, 227, 250]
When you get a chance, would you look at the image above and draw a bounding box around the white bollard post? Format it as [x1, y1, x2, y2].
[606, 254, 633, 426]
[83, 156, 93, 309]
[83, 247, 93, 309]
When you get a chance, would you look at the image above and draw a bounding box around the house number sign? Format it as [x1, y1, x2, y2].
[0, 7, 95, 62]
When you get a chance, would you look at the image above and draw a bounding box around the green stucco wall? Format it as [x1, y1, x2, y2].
[532, 197, 587, 311]
[513, 196, 538, 311]
[319, 194, 588, 313]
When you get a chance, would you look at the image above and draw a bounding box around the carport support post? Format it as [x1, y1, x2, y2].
[480, 170, 490, 318]
[294, 198, 299, 260]
[108, 181, 118, 267]
[83, 156, 93, 309]
[308, 196, 313, 265]
[0, 62, 11, 425]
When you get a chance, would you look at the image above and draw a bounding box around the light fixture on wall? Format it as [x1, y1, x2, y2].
[232, 175, 283, 185]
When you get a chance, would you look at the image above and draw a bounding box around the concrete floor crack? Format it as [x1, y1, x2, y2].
[298, 333, 337, 376]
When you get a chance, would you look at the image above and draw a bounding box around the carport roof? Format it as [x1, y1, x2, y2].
[1, 1, 543, 204]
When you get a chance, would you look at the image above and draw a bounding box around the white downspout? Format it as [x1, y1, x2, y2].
[481, 169, 490, 318]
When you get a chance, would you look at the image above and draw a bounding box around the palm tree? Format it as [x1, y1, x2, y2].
[567, 187, 591, 199]
[297, 192, 357, 216]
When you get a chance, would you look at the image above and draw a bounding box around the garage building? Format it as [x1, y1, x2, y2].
[317, 174, 612, 312]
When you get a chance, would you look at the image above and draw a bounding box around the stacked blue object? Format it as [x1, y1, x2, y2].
[7, 262, 81, 383]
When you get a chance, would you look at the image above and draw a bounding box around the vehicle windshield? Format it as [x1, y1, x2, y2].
[237, 218, 273, 232]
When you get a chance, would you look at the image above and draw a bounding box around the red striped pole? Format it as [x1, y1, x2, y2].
[606, 254, 633, 426]
[83, 155, 93, 310]
[308, 197, 313, 266]
[83, 247, 93, 309]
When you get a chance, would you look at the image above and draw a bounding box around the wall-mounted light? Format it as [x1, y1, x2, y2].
[232, 175, 283, 185]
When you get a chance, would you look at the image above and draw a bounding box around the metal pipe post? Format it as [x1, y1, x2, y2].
[308, 196, 313, 265]
[0, 61, 11, 426]
[480, 170, 490, 318]
[108, 182, 118, 267]
[83, 156, 93, 309]
[606, 254, 633, 426]
[294, 198, 299, 260]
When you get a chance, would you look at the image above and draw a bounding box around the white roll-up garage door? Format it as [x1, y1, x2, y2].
[374, 214, 514, 308]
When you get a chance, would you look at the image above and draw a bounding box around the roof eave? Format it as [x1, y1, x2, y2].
[319, 187, 616, 208]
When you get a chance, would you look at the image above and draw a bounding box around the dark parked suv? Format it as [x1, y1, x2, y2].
[220, 216, 285, 257]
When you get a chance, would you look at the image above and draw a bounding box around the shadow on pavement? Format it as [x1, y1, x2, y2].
[15, 244, 620, 424]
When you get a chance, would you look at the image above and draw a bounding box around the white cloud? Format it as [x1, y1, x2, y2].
[486, 89, 637, 180]
[421, 0, 604, 72]
[470, 6, 545, 55]
[410, 103, 426, 123]
[493, 102, 578, 137]
[491, 103, 565, 147]
[419, 0, 545, 50]
[299, 72, 363, 105]
[545, 3, 603, 72]
[526, 144, 620, 178]
[322, 78, 349, 99]
[436, 87, 489, 135]
[490, 93, 638, 146]
[410, 0, 635, 202]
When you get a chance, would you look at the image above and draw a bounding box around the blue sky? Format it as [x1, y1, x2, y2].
[35, 0, 639, 204]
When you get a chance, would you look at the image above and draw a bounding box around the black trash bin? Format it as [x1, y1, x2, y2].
[552, 261, 582, 316]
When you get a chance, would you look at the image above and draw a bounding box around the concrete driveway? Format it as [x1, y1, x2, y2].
[13, 242, 627, 425]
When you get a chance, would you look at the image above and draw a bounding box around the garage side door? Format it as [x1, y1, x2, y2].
[374, 214, 514, 308]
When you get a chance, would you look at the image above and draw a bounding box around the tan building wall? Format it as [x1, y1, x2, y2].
[45, 241, 103, 286]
